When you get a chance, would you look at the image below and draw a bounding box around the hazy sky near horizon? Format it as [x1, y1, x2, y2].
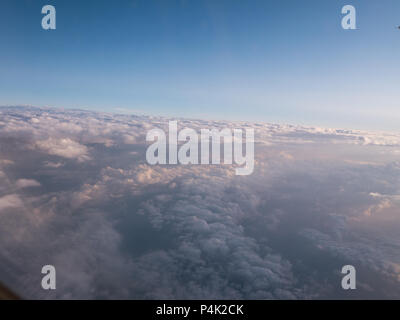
[0, 0, 399, 130]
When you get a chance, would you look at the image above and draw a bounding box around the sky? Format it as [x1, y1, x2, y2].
[0, 0, 399, 130]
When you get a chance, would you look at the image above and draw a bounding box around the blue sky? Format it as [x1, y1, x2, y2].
[0, 0, 399, 130]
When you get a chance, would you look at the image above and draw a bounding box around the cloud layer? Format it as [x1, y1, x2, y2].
[0, 106, 400, 299]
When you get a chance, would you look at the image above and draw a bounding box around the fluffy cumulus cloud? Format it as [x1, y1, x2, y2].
[35, 138, 90, 162]
[15, 179, 41, 189]
[0, 106, 400, 299]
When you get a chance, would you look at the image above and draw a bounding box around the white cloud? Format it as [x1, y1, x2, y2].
[43, 161, 64, 168]
[36, 138, 90, 162]
[15, 179, 41, 189]
[0, 194, 23, 210]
